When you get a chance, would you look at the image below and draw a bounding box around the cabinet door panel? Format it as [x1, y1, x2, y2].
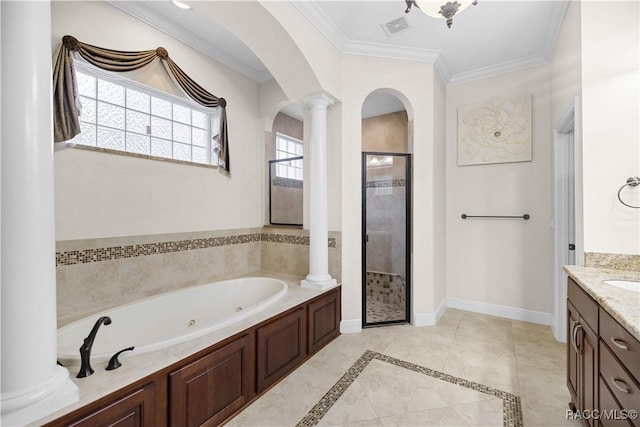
[257, 307, 306, 392]
[170, 334, 253, 427]
[308, 288, 341, 355]
[568, 301, 580, 406]
[66, 383, 156, 427]
[581, 321, 599, 427]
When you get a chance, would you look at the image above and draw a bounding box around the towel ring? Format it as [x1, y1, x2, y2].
[617, 177, 640, 209]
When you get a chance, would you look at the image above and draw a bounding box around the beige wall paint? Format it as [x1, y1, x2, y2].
[52, 2, 262, 240]
[445, 64, 554, 314]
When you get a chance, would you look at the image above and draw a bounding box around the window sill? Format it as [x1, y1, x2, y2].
[62, 144, 218, 170]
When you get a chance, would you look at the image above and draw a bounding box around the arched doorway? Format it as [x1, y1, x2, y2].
[361, 91, 412, 326]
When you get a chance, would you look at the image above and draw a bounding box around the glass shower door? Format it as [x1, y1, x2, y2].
[362, 153, 410, 326]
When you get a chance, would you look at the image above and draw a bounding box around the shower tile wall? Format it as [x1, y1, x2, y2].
[365, 271, 406, 309]
[361, 110, 408, 154]
[365, 167, 407, 279]
[56, 227, 341, 326]
[261, 227, 341, 281]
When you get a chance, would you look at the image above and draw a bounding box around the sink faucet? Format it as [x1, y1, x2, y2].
[77, 316, 111, 378]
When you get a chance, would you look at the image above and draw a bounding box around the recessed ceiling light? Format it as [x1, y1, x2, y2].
[172, 0, 191, 10]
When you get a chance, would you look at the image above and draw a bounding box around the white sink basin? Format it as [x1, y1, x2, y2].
[603, 280, 640, 292]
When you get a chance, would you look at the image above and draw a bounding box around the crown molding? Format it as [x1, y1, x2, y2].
[291, 1, 350, 51]
[105, 1, 270, 83]
[292, 1, 559, 87]
[342, 40, 441, 64]
[542, 1, 570, 61]
[292, 2, 442, 65]
[448, 54, 548, 85]
[434, 56, 452, 85]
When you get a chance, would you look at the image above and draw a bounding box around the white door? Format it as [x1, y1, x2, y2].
[553, 98, 583, 343]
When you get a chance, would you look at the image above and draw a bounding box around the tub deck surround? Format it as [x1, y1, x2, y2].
[36, 272, 340, 426]
[564, 265, 640, 341]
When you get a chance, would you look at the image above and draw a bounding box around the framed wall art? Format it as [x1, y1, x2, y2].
[457, 95, 532, 166]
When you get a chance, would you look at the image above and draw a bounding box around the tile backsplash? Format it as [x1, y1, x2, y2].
[56, 227, 341, 326]
[584, 252, 640, 272]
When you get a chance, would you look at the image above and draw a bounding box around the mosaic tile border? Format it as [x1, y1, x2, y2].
[56, 233, 336, 266]
[585, 252, 640, 272]
[366, 178, 406, 188]
[272, 177, 303, 189]
[296, 350, 523, 427]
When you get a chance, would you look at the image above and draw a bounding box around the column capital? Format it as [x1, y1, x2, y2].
[304, 91, 335, 110]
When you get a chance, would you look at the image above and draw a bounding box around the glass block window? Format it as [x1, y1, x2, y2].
[70, 65, 219, 166]
[275, 133, 303, 180]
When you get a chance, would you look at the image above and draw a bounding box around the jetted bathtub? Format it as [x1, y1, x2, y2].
[57, 276, 288, 365]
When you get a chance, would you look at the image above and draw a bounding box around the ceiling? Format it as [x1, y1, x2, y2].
[108, 0, 568, 115]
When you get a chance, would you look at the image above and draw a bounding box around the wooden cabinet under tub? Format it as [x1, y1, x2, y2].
[257, 307, 307, 393]
[46, 381, 162, 427]
[45, 286, 341, 427]
[170, 333, 255, 426]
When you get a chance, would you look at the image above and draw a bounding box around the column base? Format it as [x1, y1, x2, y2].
[301, 275, 337, 291]
[1, 366, 79, 426]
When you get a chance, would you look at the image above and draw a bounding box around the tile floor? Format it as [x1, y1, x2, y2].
[366, 298, 406, 323]
[227, 309, 581, 427]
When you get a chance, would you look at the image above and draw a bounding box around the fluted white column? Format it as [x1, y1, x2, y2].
[301, 94, 337, 291]
[1, 2, 78, 425]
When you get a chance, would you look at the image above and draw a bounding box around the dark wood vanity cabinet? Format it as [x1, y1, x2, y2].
[568, 278, 640, 427]
[599, 308, 640, 427]
[568, 278, 599, 426]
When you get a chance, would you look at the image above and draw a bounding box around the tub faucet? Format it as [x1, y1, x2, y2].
[77, 316, 111, 378]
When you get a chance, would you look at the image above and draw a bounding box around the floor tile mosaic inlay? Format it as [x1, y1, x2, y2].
[296, 350, 523, 427]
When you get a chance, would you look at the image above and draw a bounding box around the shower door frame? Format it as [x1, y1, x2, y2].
[361, 152, 411, 328]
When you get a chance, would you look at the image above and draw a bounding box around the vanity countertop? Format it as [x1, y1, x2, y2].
[564, 265, 640, 341]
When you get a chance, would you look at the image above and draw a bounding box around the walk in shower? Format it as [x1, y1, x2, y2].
[362, 153, 411, 326]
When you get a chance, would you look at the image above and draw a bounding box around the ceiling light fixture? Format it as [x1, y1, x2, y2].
[172, 0, 191, 10]
[404, 0, 478, 28]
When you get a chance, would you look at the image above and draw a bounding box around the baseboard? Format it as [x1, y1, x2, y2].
[550, 315, 568, 343]
[340, 318, 362, 333]
[413, 298, 447, 326]
[447, 297, 552, 325]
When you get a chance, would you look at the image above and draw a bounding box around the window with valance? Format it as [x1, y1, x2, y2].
[53, 35, 230, 172]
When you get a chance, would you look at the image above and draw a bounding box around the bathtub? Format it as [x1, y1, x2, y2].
[57, 277, 287, 366]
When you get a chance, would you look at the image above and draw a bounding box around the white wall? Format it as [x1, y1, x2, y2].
[551, 1, 582, 127]
[581, 1, 640, 255]
[446, 64, 555, 318]
[433, 72, 447, 315]
[52, 2, 262, 240]
[340, 55, 440, 329]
